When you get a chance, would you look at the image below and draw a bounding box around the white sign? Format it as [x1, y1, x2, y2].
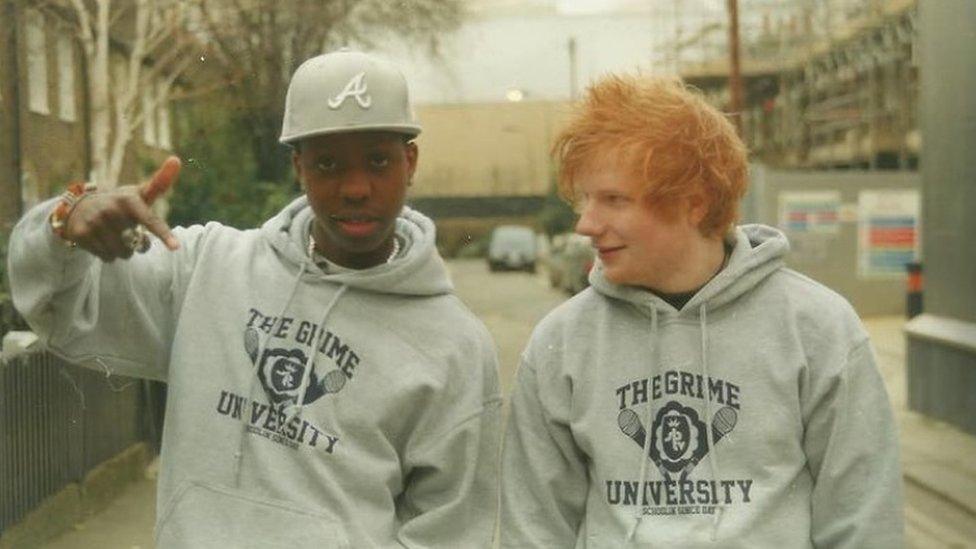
[857, 190, 920, 278]
[778, 191, 841, 235]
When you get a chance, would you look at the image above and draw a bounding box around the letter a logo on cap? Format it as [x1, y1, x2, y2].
[328, 72, 372, 109]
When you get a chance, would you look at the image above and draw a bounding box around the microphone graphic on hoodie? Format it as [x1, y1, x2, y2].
[618, 408, 647, 448]
[617, 406, 738, 459]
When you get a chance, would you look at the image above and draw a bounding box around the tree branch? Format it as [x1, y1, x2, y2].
[67, 0, 95, 58]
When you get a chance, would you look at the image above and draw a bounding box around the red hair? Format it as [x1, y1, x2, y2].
[553, 73, 747, 237]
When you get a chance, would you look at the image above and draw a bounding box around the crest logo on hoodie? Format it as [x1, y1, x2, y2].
[209, 308, 367, 456]
[247, 340, 348, 407]
[618, 401, 737, 480]
[240, 308, 362, 408]
[606, 370, 753, 515]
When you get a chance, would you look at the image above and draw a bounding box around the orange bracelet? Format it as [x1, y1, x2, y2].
[50, 181, 98, 245]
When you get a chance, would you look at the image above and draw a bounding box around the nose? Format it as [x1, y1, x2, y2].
[339, 170, 371, 202]
[574, 201, 602, 238]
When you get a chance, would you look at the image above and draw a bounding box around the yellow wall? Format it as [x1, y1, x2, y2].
[411, 100, 571, 198]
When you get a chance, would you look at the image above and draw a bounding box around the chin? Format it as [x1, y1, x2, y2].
[604, 268, 643, 287]
[601, 267, 626, 285]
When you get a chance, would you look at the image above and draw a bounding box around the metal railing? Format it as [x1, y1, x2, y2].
[0, 348, 159, 534]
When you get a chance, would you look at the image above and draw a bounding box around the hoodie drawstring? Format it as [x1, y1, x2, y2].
[284, 285, 348, 426]
[626, 304, 725, 543]
[627, 307, 659, 543]
[699, 303, 726, 540]
[233, 261, 308, 488]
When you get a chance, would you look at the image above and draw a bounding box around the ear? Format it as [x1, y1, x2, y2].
[686, 193, 708, 227]
[291, 148, 305, 190]
[404, 141, 419, 186]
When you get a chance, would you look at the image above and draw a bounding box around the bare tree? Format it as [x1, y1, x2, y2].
[192, 0, 464, 183]
[48, 0, 202, 188]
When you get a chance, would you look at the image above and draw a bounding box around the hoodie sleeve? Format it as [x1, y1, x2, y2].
[500, 355, 589, 548]
[395, 332, 502, 548]
[802, 339, 904, 548]
[7, 198, 206, 381]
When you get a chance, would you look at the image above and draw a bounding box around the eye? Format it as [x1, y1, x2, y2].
[572, 195, 589, 214]
[368, 154, 390, 169]
[316, 158, 337, 173]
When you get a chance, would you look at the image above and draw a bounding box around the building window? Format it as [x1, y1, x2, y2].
[26, 9, 49, 115]
[57, 34, 77, 122]
[157, 80, 172, 149]
[142, 81, 157, 146]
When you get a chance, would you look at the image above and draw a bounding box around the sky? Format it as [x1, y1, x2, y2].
[374, 0, 769, 104]
[377, 11, 670, 104]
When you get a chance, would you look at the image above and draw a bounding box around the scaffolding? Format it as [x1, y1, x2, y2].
[666, 0, 918, 170]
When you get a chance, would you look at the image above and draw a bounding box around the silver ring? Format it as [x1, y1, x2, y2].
[121, 226, 150, 253]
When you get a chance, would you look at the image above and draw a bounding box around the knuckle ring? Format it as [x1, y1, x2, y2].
[121, 226, 150, 253]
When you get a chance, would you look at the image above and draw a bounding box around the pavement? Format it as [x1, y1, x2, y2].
[863, 316, 976, 522]
[35, 315, 976, 548]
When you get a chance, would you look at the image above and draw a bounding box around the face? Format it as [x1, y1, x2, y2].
[292, 131, 418, 268]
[573, 161, 706, 290]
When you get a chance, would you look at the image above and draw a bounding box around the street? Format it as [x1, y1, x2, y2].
[446, 259, 565, 396]
[42, 259, 975, 548]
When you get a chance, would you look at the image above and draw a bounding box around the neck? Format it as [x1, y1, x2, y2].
[310, 223, 397, 269]
[646, 236, 727, 294]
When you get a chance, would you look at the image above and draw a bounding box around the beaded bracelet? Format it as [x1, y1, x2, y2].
[49, 181, 98, 246]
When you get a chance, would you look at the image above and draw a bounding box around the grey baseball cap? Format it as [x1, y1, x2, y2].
[279, 49, 422, 144]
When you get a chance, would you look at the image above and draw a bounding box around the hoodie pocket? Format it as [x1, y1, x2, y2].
[156, 481, 349, 548]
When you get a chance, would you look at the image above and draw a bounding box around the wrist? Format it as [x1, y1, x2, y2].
[49, 181, 98, 246]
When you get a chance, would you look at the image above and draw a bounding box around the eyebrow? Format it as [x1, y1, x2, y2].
[593, 189, 631, 198]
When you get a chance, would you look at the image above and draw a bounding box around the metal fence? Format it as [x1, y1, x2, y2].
[0, 348, 160, 534]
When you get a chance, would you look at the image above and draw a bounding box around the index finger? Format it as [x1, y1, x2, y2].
[126, 197, 180, 251]
[139, 156, 182, 205]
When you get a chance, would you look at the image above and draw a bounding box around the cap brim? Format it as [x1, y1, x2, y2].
[280, 124, 422, 144]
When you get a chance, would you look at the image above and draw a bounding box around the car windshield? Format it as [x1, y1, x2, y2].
[490, 227, 535, 253]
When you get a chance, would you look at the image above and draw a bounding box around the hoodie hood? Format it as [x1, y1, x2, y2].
[589, 224, 789, 313]
[260, 195, 453, 296]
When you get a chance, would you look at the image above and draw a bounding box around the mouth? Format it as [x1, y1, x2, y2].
[331, 215, 383, 238]
[596, 245, 625, 260]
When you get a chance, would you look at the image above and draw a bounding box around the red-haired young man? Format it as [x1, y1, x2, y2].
[500, 74, 903, 548]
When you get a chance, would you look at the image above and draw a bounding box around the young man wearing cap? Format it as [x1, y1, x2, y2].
[499, 74, 903, 547]
[9, 50, 501, 547]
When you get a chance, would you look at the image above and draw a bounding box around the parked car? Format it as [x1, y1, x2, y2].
[546, 233, 594, 295]
[487, 225, 538, 272]
[542, 233, 568, 288]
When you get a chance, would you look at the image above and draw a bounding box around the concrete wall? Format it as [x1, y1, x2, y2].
[914, 1, 976, 324]
[905, 0, 976, 435]
[412, 100, 570, 198]
[407, 101, 571, 255]
[744, 166, 921, 316]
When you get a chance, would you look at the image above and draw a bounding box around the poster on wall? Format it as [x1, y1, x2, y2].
[778, 191, 841, 234]
[858, 189, 920, 278]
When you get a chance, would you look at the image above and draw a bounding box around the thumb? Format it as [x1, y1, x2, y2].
[139, 156, 181, 205]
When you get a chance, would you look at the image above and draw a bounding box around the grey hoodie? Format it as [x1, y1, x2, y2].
[500, 224, 903, 548]
[10, 196, 501, 548]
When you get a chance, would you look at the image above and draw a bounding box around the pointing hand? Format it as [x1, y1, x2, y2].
[63, 156, 182, 261]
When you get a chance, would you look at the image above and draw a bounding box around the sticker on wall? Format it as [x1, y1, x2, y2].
[778, 191, 841, 234]
[857, 190, 920, 278]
